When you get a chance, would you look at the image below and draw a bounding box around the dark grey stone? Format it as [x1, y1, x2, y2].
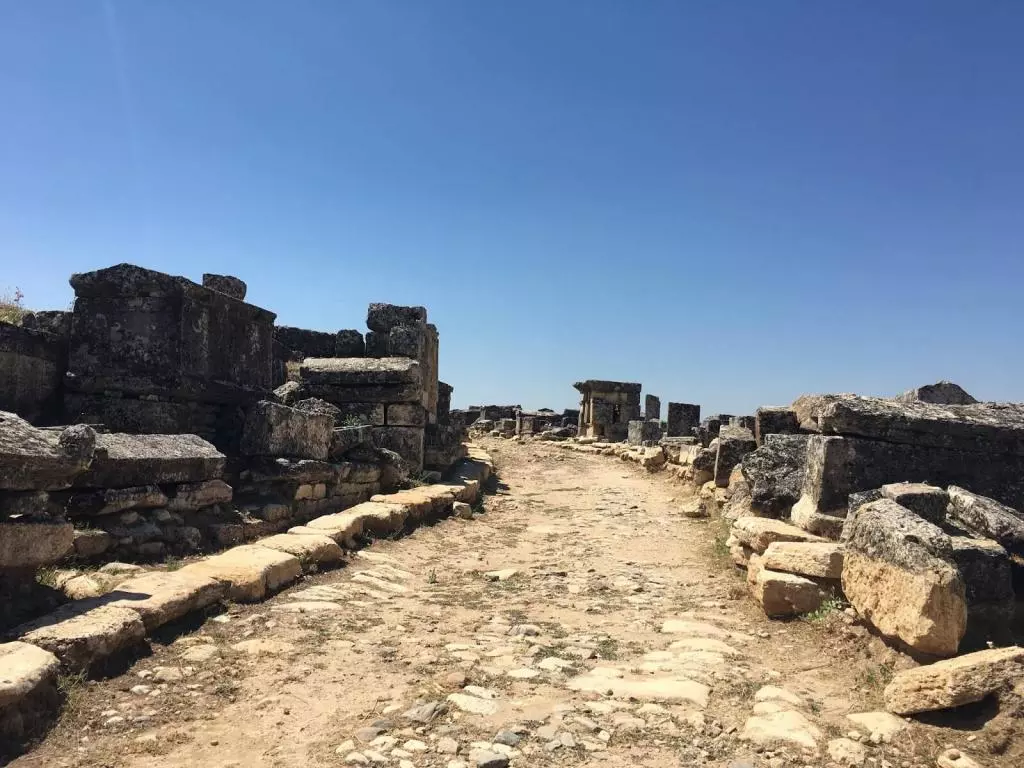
[950, 536, 1015, 641]
[292, 397, 343, 427]
[754, 406, 801, 445]
[799, 434, 1024, 517]
[273, 326, 336, 360]
[364, 330, 388, 358]
[330, 426, 373, 459]
[947, 486, 1024, 556]
[201, 273, 246, 300]
[335, 329, 365, 357]
[842, 499, 954, 571]
[73, 432, 224, 489]
[627, 420, 662, 446]
[848, 488, 883, 518]
[740, 434, 809, 516]
[0, 322, 66, 424]
[645, 395, 661, 421]
[666, 402, 700, 438]
[714, 425, 756, 487]
[366, 303, 427, 333]
[372, 426, 424, 473]
[388, 325, 424, 358]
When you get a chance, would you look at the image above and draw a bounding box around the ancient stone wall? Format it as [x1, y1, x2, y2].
[0, 322, 67, 425]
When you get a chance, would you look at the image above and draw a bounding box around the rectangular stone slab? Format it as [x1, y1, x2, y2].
[240, 401, 332, 460]
[805, 394, 1024, 455]
[73, 433, 225, 489]
[300, 357, 421, 386]
[107, 571, 226, 632]
[255, 534, 344, 569]
[180, 545, 301, 602]
[0, 641, 60, 709]
[15, 604, 145, 673]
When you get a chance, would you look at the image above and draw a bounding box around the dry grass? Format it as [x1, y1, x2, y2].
[0, 287, 26, 325]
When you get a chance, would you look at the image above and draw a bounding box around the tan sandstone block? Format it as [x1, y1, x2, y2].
[842, 550, 966, 657]
[762, 541, 844, 579]
[883, 645, 1024, 715]
[752, 568, 824, 618]
[181, 545, 301, 602]
[255, 533, 344, 569]
[347, 501, 409, 536]
[16, 604, 145, 673]
[108, 571, 225, 632]
[297, 510, 366, 543]
[732, 517, 825, 554]
[371, 491, 432, 518]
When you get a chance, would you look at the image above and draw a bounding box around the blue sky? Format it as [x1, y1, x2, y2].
[2, 2, 1022, 413]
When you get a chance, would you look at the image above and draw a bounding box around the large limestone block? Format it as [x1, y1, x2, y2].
[0, 519, 74, 569]
[741, 434, 809, 516]
[842, 500, 966, 656]
[732, 517, 824, 554]
[0, 412, 95, 490]
[108, 571, 226, 631]
[879, 482, 949, 524]
[74, 432, 225, 488]
[240, 401, 332, 460]
[15, 603, 145, 673]
[950, 536, 1015, 635]
[751, 569, 824, 618]
[883, 646, 1024, 714]
[762, 541, 843, 579]
[294, 510, 366, 543]
[754, 407, 801, 445]
[255, 533, 343, 568]
[167, 479, 233, 512]
[366, 303, 427, 333]
[897, 381, 978, 406]
[346, 501, 409, 536]
[181, 545, 301, 602]
[947, 486, 1024, 555]
[0, 641, 59, 712]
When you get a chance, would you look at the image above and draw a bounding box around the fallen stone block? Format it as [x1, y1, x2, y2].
[107, 571, 226, 631]
[255, 533, 344, 569]
[0, 519, 73, 569]
[789, 499, 846, 539]
[883, 645, 1024, 715]
[946, 486, 1024, 556]
[293, 511, 366, 544]
[761, 541, 843, 579]
[0, 413, 95, 491]
[740, 708, 822, 751]
[15, 603, 145, 673]
[714, 426, 756, 488]
[71, 528, 114, 559]
[345, 500, 409, 536]
[640, 446, 667, 471]
[240, 401, 332, 460]
[754, 407, 801, 445]
[180, 545, 302, 602]
[751, 568, 824, 617]
[0, 641, 60, 747]
[741, 434, 809, 517]
[842, 499, 966, 656]
[732, 517, 824, 554]
[66, 485, 168, 517]
[366, 303, 426, 333]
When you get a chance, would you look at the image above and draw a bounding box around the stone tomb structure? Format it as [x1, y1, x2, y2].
[667, 402, 700, 438]
[574, 380, 641, 443]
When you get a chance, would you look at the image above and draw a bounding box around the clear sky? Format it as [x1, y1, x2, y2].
[3, 2, 1023, 414]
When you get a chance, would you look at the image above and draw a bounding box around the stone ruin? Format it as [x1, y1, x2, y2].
[558, 379, 1024, 665]
[0, 262, 474, 634]
[574, 380, 641, 443]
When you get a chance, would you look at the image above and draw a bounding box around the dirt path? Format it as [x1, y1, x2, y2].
[12, 440, 1000, 768]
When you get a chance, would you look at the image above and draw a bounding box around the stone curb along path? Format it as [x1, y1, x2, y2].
[0, 445, 495, 753]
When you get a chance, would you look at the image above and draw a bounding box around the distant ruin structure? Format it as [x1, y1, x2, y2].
[573, 380, 641, 442]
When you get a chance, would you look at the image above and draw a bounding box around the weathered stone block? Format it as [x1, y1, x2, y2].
[180, 545, 301, 602]
[107, 571, 225, 632]
[947, 486, 1024, 556]
[388, 325, 424, 358]
[950, 536, 1015, 638]
[732, 517, 824, 554]
[73, 432, 224, 489]
[762, 541, 843, 579]
[741, 434, 809, 517]
[666, 402, 700, 438]
[15, 603, 146, 673]
[66, 485, 167, 518]
[879, 483, 949, 525]
[0, 641, 60, 745]
[335, 330, 365, 357]
[0, 414, 96, 491]
[72, 528, 113, 559]
[372, 426, 424, 473]
[273, 326, 336, 361]
[0, 323, 66, 424]
[896, 381, 978, 406]
[240, 401, 332, 460]
[166, 479, 233, 512]
[627, 420, 662, 446]
[842, 499, 966, 656]
[883, 646, 1024, 714]
[645, 395, 661, 421]
[714, 426, 756, 488]
[755, 407, 800, 445]
[752, 569, 824, 617]
[201, 274, 246, 300]
[0, 520, 73, 569]
[797, 434, 1024, 518]
[366, 303, 427, 333]
[329, 425, 373, 459]
[387, 403, 427, 427]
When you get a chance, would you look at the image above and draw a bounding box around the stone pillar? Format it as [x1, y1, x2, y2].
[645, 395, 661, 422]
[667, 403, 700, 437]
